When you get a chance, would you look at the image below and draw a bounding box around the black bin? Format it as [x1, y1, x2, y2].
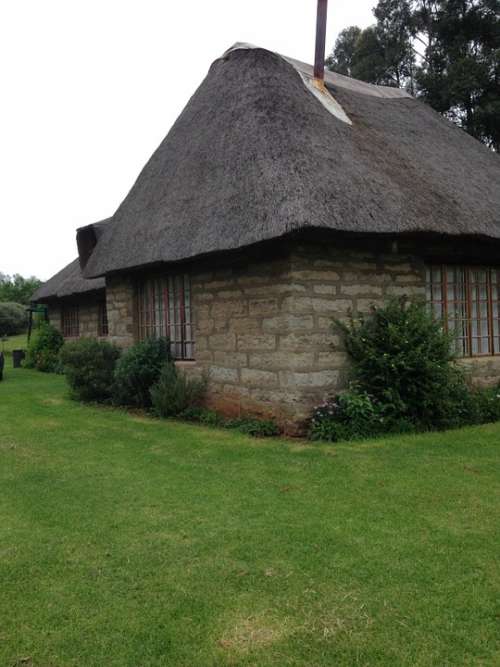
[12, 349, 25, 368]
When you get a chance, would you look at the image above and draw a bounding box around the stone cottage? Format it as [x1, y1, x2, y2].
[32, 257, 108, 339]
[33, 44, 500, 433]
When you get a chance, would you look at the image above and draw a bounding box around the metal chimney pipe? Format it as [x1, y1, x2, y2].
[314, 0, 328, 83]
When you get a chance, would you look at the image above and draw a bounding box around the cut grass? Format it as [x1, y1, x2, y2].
[1, 369, 500, 666]
[1, 332, 28, 357]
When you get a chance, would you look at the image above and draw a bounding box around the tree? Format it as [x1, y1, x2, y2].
[326, 1, 415, 90]
[0, 273, 42, 305]
[326, 26, 362, 76]
[374, 0, 416, 90]
[326, 0, 500, 149]
[415, 0, 500, 150]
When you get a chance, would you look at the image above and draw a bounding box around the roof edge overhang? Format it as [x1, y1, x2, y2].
[82, 227, 500, 281]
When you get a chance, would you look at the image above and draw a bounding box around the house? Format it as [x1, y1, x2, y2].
[32, 258, 108, 339]
[33, 43, 500, 433]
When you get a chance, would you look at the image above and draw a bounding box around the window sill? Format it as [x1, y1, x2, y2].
[174, 360, 197, 368]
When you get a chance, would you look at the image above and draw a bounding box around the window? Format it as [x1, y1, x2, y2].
[137, 274, 194, 359]
[98, 300, 109, 336]
[426, 265, 500, 357]
[61, 305, 79, 338]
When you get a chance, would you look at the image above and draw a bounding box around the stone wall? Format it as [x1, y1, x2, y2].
[185, 240, 427, 433]
[47, 294, 106, 340]
[96, 236, 500, 434]
[105, 275, 135, 348]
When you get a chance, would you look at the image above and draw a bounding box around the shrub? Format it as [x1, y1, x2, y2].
[309, 390, 415, 442]
[113, 337, 171, 407]
[179, 407, 223, 426]
[0, 302, 27, 336]
[336, 297, 469, 429]
[150, 362, 206, 417]
[24, 322, 64, 372]
[178, 407, 280, 437]
[60, 338, 120, 402]
[309, 298, 500, 442]
[225, 417, 280, 437]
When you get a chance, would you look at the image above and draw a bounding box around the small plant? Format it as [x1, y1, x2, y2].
[225, 417, 280, 437]
[113, 337, 171, 407]
[150, 362, 206, 417]
[24, 321, 64, 373]
[309, 390, 415, 442]
[179, 407, 223, 427]
[60, 338, 120, 402]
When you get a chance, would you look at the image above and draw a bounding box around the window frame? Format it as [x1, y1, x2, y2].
[426, 264, 500, 357]
[98, 300, 109, 337]
[136, 273, 194, 360]
[61, 304, 80, 338]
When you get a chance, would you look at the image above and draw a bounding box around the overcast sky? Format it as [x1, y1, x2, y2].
[1, 0, 375, 280]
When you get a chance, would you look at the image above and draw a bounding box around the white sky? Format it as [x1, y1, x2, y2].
[0, 0, 375, 281]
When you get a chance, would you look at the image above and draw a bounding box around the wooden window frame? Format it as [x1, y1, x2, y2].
[136, 274, 194, 360]
[427, 265, 500, 358]
[61, 304, 80, 338]
[98, 300, 109, 337]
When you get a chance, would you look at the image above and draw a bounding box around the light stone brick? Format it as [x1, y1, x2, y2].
[287, 269, 341, 281]
[279, 370, 340, 388]
[210, 366, 239, 384]
[340, 285, 383, 297]
[237, 334, 276, 351]
[313, 285, 337, 295]
[249, 351, 315, 371]
[248, 298, 279, 316]
[209, 332, 236, 351]
[211, 300, 246, 320]
[241, 368, 279, 388]
[214, 351, 248, 367]
[262, 314, 314, 333]
[279, 332, 336, 351]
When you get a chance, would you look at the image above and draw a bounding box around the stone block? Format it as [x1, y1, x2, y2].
[241, 368, 279, 388]
[237, 333, 277, 351]
[262, 315, 314, 333]
[279, 370, 340, 388]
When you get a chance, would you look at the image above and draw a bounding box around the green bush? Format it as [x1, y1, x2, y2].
[225, 417, 280, 437]
[0, 302, 27, 336]
[309, 390, 415, 442]
[24, 322, 64, 372]
[309, 298, 500, 442]
[178, 407, 280, 437]
[113, 337, 171, 407]
[150, 362, 206, 417]
[337, 297, 469, 429]
[60, 338, 120, 402]
[179, 407, 223, 427]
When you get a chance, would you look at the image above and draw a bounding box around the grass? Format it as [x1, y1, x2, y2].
[1, 332, 28, 357]
[1, 369, 500, 666]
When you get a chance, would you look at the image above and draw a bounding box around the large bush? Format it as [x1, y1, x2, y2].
[337, 297, 468, 429]
[113, 337, 171, 407]
[24, 322, 64, 372]
[0, 302, 27, 336]
[150, 362, 206, 417]
[310, 298, 500, 442]
[60, 338, 120, 402]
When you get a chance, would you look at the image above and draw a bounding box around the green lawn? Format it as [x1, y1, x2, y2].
[1, 332, 28, 357]
[1, 370, 500, 666]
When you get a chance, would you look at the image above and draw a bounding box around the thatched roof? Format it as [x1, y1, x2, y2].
[80, 44, 500, 278]
[32, 258, 105, 303]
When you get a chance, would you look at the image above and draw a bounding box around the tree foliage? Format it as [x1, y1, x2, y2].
[326, 0, 500, 149]
[0, 273, 42, 305]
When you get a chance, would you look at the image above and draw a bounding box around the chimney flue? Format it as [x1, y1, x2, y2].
[313, 0, 328, 85]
